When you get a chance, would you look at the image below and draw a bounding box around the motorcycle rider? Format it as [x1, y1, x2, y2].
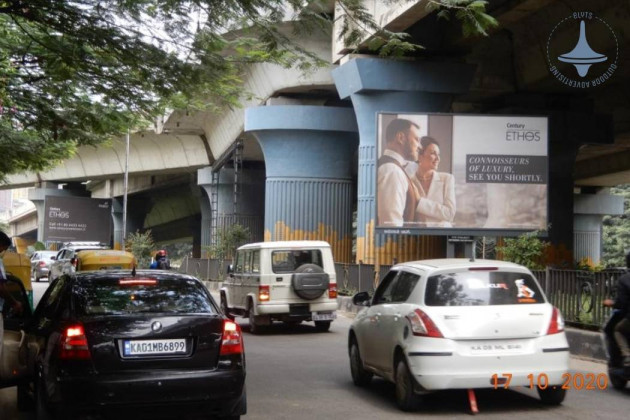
[603, 251, 630, 373]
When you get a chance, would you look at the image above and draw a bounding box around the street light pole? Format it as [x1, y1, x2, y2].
[122, 128, 130, 248]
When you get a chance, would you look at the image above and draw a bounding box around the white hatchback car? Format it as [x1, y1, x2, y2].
[348, 259, 569, 411]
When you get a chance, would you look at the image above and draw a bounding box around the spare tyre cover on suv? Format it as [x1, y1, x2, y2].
[291, 264, 329, 300]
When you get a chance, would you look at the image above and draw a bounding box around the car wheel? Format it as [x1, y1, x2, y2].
[608, 368, 628, 390]
[17, 383, 33, 411]
[395, 358, 421, 412]
[248, 304, 260, 335]
[537, 386, 566, 405]
[221, 295, 234, 320]
[314, 321, 331, 332]
[349, 340, 373, 387]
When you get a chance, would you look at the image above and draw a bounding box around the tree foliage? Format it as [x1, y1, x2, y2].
[602, 184, 630, 267]
[124, 229, 155, 268]
[203, 224, 250, 261]
[497, 231, 549, 270]
[0, 1, 496, 179]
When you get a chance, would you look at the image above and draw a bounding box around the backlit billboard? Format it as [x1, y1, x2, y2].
[375, 113, 548, 236]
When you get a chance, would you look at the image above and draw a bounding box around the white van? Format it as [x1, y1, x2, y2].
[220, 241, 338, 333]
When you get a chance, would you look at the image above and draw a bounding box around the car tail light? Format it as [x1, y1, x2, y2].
[258, 285, 270, 302]
[328, 283, 337, 299]
[38, 261, 46, 267]
[546, 306, 565, 335]
[59, 324, 91, 360]
[70, 257, 78, 268]
[406, 309, 444, 338]
[220, 320, 244, 355]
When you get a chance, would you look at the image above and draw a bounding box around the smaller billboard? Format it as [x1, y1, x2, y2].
[375, 113, 548, 235]
[43, 196, 112, 244]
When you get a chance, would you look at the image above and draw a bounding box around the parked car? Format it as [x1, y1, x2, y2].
[0, 269, 246, 419]
[30, 250, 58, 282]
[348, 258, 570, 411]
[48, 241, 109, 281]
[221, 240, 338, 333]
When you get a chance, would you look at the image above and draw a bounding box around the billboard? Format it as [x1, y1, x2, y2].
[43, 196, 113, 243]
[375, 113, 548, 235]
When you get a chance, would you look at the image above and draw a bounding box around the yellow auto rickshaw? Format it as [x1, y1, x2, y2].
[3, 251, 33, 310]
[74, 249, 137, 272]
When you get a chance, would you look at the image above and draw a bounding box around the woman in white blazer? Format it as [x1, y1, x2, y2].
[410, 136, 456, 227]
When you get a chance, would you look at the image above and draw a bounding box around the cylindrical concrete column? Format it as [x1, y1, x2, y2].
[332, 58, 476, 264]
[198, 164, 266, 254]
[245, 106, 358, 263]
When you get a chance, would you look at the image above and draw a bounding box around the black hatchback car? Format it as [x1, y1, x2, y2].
[0, 270, 246, 419]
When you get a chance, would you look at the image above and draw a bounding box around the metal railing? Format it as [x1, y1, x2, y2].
[180, 256, 626, 329]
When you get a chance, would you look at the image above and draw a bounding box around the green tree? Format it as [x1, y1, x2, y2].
[204, 224, 250, 261]
[125, 229, 155, 268]
[0, 1, 495, 179]
[602, 184, 630, 267]
[497, 231, 549, 270]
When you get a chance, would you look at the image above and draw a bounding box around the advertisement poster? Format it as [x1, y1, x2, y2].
[375, 113, 548, 235]
[43, 196, 113, 243]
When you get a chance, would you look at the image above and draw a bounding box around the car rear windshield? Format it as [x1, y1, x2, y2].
[73, 277, 216, 315]
[271, 249, 323, 273]
[425, 271, 545, 306]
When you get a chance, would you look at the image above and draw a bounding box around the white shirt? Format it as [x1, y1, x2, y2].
[377, 150, 411, 227]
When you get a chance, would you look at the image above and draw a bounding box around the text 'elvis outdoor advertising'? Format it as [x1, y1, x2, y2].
[375, 113, 548, 235]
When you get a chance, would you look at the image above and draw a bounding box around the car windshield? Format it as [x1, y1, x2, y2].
[424, 270, 545, 306]
[73, 276, 216, 315]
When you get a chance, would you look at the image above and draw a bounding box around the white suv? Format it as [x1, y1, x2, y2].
[220, 241, 338, 333]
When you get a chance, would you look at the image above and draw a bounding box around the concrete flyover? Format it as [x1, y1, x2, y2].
[0, 1, 628, 266]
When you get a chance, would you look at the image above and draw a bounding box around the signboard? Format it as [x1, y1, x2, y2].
[375, 113, 548, 236]
[43, 196, 112, 243]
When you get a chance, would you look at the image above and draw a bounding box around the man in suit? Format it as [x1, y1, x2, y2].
[377, 119, 421, 227]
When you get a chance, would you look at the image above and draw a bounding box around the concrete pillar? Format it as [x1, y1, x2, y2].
[332, 58, 476, 264]
[245, 105, 358, 263]
[198, 164, 266, 255]
[112, 199, 123, 250]
[112, 197, 150, 249]
[574, 193, 624, 264]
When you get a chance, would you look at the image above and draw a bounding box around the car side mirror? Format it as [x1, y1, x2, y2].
[352, 291, 371, 307]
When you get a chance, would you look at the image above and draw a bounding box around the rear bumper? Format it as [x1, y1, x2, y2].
[51, 369, 245, 415]
[405, 334, 570, 390]
[34, 267, 50, 277]
[256, 301, 337, 316]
